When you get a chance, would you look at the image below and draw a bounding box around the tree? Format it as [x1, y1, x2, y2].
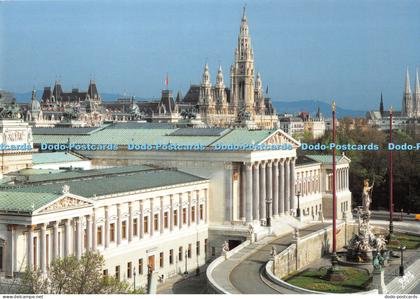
[21, 251, 142, 294]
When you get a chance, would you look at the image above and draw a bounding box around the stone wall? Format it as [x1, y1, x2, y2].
[273, 222, 359, 278]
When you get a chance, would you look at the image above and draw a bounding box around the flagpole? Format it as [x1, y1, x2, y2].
[388, 106, 394, 240]
[331, 100, 338, 268]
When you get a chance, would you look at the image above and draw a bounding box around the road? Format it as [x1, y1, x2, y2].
[229, 223, 326, 294]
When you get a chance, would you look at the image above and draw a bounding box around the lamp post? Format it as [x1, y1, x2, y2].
[184, 251, 188, 275]
[266, 198, 272, 227]
[388, 107, 394, 240]
[399, 246, 406, 276]
[296, 191, 301, 218]
[133, 266, 136, 291]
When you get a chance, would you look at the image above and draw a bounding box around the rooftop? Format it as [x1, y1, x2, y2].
[0, 166, 207, 215]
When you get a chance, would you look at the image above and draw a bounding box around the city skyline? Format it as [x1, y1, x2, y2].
[1, 0, 420, 110]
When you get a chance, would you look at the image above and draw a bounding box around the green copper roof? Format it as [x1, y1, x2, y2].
[0, 167, 207, 214]
[32, 152, 84, 164]
[305, 155, 345, 164]
[32, 127, 280, 149]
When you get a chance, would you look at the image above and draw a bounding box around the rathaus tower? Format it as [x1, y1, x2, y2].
[181, 7, 277, 129]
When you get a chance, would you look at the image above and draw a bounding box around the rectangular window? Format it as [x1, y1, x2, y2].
[191, 206, 195, 223]
[115, 265, 120, 280]
[179, 246, 183, 261]
[173, 210, 178, 226]
[164, 212, 169, 228]
[138, 258, 143, 275]
[182, 208, 187, 224]
[196, 241, 200, 256]
[133, 219, 138, 236]
[110, 223, 115, 242]
[188, 244, 192, 258]
[122, 221, 127, 239]
[200, 204, 204, 220]
[169, 249, 174, 264]
[103, 269, 108, 277]
[154, 214, 159, 231]
[97, 226, 103, 245]
[211, 247, 215, 257]
[127, 262, 132, 279]
[144, 216, 149, 234]
[159, 252, 164, 268]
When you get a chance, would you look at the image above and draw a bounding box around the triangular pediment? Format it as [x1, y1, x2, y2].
[259, 129, 300, 148]
[34, 194, 93, 215]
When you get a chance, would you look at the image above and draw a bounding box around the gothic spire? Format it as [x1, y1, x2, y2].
[202, 63, 211, 86]
[216, 65, 224, 88]
[415, 67, 420, 94]
[379, 92, 384, 116]
[405, 67, 412, 94]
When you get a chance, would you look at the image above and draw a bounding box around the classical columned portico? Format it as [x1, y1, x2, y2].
[252, 162, 260, 221]
[245, 162, 253, 223]
[272, 160, 279, 217]
[279, 159, 285, 216]
[259, 162, 266, 220]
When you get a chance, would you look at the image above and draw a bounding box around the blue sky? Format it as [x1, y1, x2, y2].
[1, 0, 419, 110]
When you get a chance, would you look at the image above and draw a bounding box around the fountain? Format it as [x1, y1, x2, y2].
[346, 179, 387, 263]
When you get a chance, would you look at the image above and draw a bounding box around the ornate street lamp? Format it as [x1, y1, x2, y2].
[296, 191, 301, 218]
[266, 198, 272, 227]
[399, 246, 406, 276]
[184, 251, 188, 275]
[133, 266, 136, 291]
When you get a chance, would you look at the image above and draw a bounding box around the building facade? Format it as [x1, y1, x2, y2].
[0, 166, 209, 288]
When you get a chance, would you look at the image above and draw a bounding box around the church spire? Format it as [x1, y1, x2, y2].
[415, 67, 420, 94]
[405, 67, 412, 94]
[379, 92, 384, 116]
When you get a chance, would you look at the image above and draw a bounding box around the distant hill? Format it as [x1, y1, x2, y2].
[273, 100, 366, 118]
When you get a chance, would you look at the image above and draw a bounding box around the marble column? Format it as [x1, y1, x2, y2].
[245, 162, 253, 223]
[196, 190, 200, 224]
[117, 204, 122, 245]
[259, 162, 266, 220]
[178, 194, 183, 229]
[240, 164, 246, 220]
[252, 162, 260, 221]
[64, 219, 72, 256]
[279, 159, 285, 216]
[92, 209, 97, 251]
[6, 225, 15, 277]
[170, 195, 174, 231]
[128, 202, 133, 242]
[86, 215, 92, 250]
[284, 159, 290, 212]
[53, 221, 59, 260]
[290, 158, 296, 211]
[266, 161, 273, 218]
[150, 199, 154, 236]
[75, 218, 82, 259]
[140, 201, 144, 238]
[104, 206, 110, 248]
[272, 160, 279, 217]
[205, 188, 209, 223]
[27, 226, 34, 270]
[225, 163, 233, 222]
[188, 192, 192, 226]
[40, 223, 47, 273]
[160, 197, 164, 234]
